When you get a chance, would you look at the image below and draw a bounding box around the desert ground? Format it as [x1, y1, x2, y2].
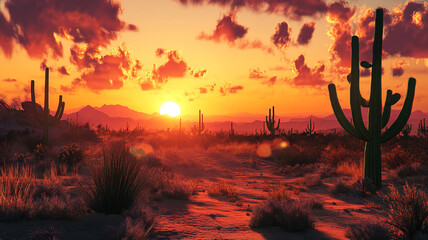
[0, 120, 427, 240]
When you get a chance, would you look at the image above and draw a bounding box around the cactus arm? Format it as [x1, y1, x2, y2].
[54, 95, 63, 119]
[58, 101, 65, 120]
[381, 78, 416, 143]
[347, 74, 369, 107]
[31, 80, 36, 103]
[275, 118, 280, 130]
[328, 84, 367, 140]
[350, 36, 370, 139]
[381, 90, 401, 128]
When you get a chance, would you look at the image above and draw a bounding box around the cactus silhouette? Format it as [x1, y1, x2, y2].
[198, 109, 205, 135]
[328, 9, 416, 189]
[305, 118, 315, 135]
[265, 106, 280, 136]
[401, 124, 412, 137]
[418, 118, 427, 136]
[31, 68, 65, 145]
[230, 122, 235, 136]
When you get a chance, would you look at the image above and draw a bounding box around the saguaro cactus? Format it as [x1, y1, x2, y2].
[328, 9, 416, 189]
[230, 122, 235, 136]
[401, 124, 412, 137]
[305, 118, 315, 135]
[198, 110, 205, 135]
[31, 68, 65, 145]
[418, 118, 426, 136]
[265, 106, 280, 136]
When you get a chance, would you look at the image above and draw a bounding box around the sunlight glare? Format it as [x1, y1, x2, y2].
[160, 101, 181, 117]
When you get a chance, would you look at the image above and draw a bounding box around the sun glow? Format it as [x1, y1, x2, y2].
[160, 101, 181, 117]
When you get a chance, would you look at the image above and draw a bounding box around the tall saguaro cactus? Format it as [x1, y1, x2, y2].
[198, 109, 205, 135]
[31, 68, 66, 145]
[328, 9, 416, 189]
[265, 106, 280, 136]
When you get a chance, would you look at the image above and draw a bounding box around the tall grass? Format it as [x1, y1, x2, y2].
[82, 142, 146, 214]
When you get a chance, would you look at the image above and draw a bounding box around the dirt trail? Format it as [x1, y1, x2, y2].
[151, 148, 381, 240]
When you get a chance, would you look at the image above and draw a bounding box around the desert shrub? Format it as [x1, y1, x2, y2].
[162, 177, 197, 200]
[81, 141, 146, 214]
[58, 144, 85, 170]
[32, 226, 62, 240]
[336, 161, 363, 180]
[267, 185, 292, 201]
[273, 145, 321, 166]
[354, 178, 376, 198]
[0, 165, 35, 221]
[316, 164, 337, 179]
[305, 198, 324, 209]
[274, 163, 318, 177]
[383, 145, 411, 169]
[31, 195, 86, 219]
[207, 180, 237, 202]
[345, 222, 391, 240]
[329, 181, 353, 195]
[0, 140, 12, 167]
[33, 180, 63, 199]
[116, 204, 156, 240]
[33, 144, 48, 161]
[391, 162, 428, 179]
[300, 174, 323, 188]
[249, 199, 314, 231]
[380, 183, 428, 239]
[321, 145, 353, 166]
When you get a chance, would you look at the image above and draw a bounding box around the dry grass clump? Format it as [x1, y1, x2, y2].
[321, 145, 354, 167]
[116, 204, 156, 240]
[81, 141, 146, 214]
[336, 161, 363, 180]
[162, 177, 197, 200]
[207, 180, 238, 202]
[389, 162, 428, 179]
[272, 145, 321, 166]
[383, 145, 411, 169]
[274, 163, 318, 177]
[31, 195, 86, 219]
[0, 165, 35, 221]
[345, 222, 391, 240]
[300, 174, 323, 188]
[305, 198, 324, 209]
[267, 185, 292, 201]
[354, 178, 376, 198]
[58, 143, 85, 171]
[329, 181, 353, 195]
[380, 183, 428, 239]
[249, 199, 315, 231]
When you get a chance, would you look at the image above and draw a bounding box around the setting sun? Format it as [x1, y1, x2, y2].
[160, 101, 181, 117]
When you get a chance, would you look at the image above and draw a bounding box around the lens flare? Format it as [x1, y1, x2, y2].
[257, 143, 272, 158]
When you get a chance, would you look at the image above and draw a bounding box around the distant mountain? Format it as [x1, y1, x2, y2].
[61, 104, 428, 133]
[95, 104, 150, 120]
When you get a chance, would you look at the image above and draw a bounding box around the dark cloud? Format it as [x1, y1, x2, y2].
[155, 48, 165, 57]
[192, 69, 207, 78]
[58, 66, 70, 75]
[152, 50, 188, 84]
[360, 68, 371, 77]
[40, 59, 48, 71]
[0, 12, 14, 57]
[266, 76, 277, 86]
[289, 55, 328, 87]
[199, 87, 207, 94]
[297, 22, 315, 45]
[127, 24, 138, 31]
[391, 60, 408, 77]
[2, 78, 17, 82]
[140, 80, 155, 91]
[198, 11, 247, 43]
[272, 22, 291, 49]
[176, 0, 328, 20]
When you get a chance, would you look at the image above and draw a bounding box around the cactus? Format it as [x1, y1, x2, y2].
[418, 118, 427, 136]
[305, 118, 315, 135]
[401, 124, 412, 137]
[198, 109, 205, 135]
[230, 122, 235, 136]
[328, 9, 416, 189]
[265, 106, 280, 136]
[31, 68, 65, 145]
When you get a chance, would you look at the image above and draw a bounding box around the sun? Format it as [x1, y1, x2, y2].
[160, 101, 181, 117]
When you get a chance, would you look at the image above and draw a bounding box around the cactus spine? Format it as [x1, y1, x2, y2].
[328, 9, 416, 189]
[265, 106, 280, 136]
[31, 68, 65, 145]
[198, 110, 205, 135]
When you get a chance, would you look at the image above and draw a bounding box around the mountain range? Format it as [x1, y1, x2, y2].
[62, 105, 428, 134]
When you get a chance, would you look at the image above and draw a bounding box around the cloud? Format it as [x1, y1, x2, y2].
[219, 84, 244, 96]
[199, 11, 247, 42]
[360, 68, 371, 77]
[249, 68, 266, 79]
[175, 0, 328, 20]
[191, 69, 207, 78]
[272, 22, 291, 49]
[155, 48, 165, 57]
[62, 46, 141, 92]
[391, 60, 409, 77]
[58, 66, 70, 75]
[199, 87, 207, 94]
[297, 22, 316, 45]
[2, 78, 17, 82]
[0, 12, 14, 57]
[289, 55, 328, 87]
[40, 59, 49, 71]
[326, 0, 356, 69]
[383, 1, 428, 58]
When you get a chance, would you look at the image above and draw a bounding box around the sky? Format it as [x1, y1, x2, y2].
[0, 0, 427, 118]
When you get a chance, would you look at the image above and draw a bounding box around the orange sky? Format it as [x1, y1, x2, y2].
[0, 0, 427, 118]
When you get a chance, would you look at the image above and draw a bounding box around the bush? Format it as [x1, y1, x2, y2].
[58, 144, 85, 171]
[32, 226, 62, 240]
[31, 195, 86, 219]
[81, 142, 146, 214]
[207, 180, 237, 202]
[354, 178, 376, 198]
[383, 145, 410, 169]
[267, 185, 292, 201]
[305, 198, 324, 209]
[249, 199, 314, 231]
[116, 204, 156, 240]
[380, 183, 428, 239]
[345, 222, 391, 240]
[162, 177, 197, 200]
[321, 145, 353, 167]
